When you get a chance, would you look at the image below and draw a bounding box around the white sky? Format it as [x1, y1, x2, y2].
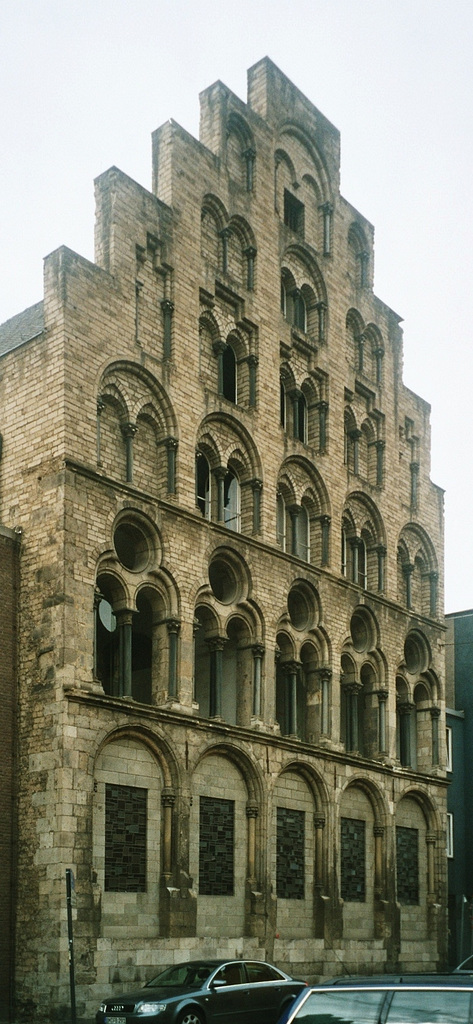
[0, 0, 471, 613]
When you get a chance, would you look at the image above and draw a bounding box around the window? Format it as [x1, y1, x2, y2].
[341, 817, 365, 902]
[223, 470, 240, 531]
[396, 825, 419, 904]
[199, 796, 234, 895]
[222, 344, 236, 402]
[105, 784, 147, 892]
[196, 453, 211, 519]
[292, 291, 307, 332]
[447, 812, 454, 858]
[277, 493, 286, 551]
[276, 806, 305, 899]
[284, 189, 304, 235]
[446, 725, 453, 772]
[294, 392, 307, 442]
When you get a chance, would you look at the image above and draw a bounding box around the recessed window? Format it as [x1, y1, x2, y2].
[446, 726, 453, 772]
[105, 784, 147, 893]
[209, 558, 238, 604]
[196, 453, 211, 519]
[447, 812, 454, 858]
[284, 189, 304, 235]
[114, 521, 150, 572]
[222, 344, 236, 403]
[223, 471, 240, 532]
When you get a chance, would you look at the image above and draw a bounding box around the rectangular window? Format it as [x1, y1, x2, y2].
[396, 825, 419, 904]
[105, 783, 147, 892]
[446, 725, 453, 772]
[199, 796, 234, 895]
[341, 817, 365, 902]
[284, 189, 304, 235]
[276, 806, 305, 899]
[447, 812, 454, 859]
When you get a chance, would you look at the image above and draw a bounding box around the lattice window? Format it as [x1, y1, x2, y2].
[105, 783, 147, 892]
[199, 796, 234, 895]
[341, 817, 365, 902]
[396, 825, 419, 904]
[276, 806, 305, 899]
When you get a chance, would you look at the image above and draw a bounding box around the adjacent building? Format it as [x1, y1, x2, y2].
[0, 59, 447, 1021]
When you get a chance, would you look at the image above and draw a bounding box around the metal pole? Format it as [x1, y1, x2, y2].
[66, 869, 77, 1024]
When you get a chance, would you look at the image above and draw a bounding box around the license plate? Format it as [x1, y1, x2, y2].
[105, 1018, 126, 1024]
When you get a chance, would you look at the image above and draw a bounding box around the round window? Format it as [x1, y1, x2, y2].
[209, 558, 238, 604]
[404, 633, 427, 675]
[288, 589, 310, 631]
[114, 522, 150, 572]
[350, 611, 370, 653]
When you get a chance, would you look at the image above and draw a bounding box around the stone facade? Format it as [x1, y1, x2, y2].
[0, 59, 447, 1021]
[0, 526, 19, 1019]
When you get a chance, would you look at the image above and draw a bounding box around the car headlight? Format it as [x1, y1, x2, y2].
[98, 1004, 107, 1013]
[136, 1002, 167, 1015]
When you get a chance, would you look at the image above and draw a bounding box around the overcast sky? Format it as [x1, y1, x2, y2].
[0, 0, 471, 613]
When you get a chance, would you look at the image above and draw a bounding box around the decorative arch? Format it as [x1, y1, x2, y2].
[397, 523, 439, 616]
[342, 491, 386, 592]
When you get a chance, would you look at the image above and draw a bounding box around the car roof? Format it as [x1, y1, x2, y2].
[324, 973, 473, 986]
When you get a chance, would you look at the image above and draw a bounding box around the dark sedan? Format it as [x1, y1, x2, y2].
[96, 958, 307, 1024]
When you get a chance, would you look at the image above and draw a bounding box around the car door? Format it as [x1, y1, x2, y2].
[244, 961, 301, 1024]
[207, 962, 251, 1023]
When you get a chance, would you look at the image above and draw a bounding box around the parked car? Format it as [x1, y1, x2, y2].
[276, 978, 473, 1024]
[96, 958, 307, 1024]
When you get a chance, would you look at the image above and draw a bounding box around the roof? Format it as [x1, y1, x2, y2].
[0, 301, 44, 357]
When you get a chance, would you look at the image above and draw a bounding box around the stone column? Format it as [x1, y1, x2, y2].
[318, 401, 328, 452]
[165, 436, 178, 494]
[426, 832, 436, 897]
[430, 706, 440, 766]
[403, 562, 415, 609]
[374, 826, 384, 899]
[215, 467, 226, 522]
[376, 545, 386, 593]
[245, 247, 256, 291]
[161, 789, 175, 880]
[286, 662, 298, 737]
[161, 299, 174, 359]
[121, 422, 137, 483]
[317, 301, 327, 344]
[167, 618, 180, 699]
[410, 461, 419, 510]
[213, 340, 226, 396]
[429, 572, 438, 618]
[96, 398, 105, 464]
[321, 202, 333, 255]
[377, 689, 389, 754]
[117, 610, 133, 698]
[375, 439, 385, 486]
[248, 353, 258, 406]
[252, 644, 264, 719]
[246, 803, 258, 882]
[321, 514, 330, 565]
[314, 815, 326, 888]
[251, 478, 263, 534]
[244, 147, 255, 192]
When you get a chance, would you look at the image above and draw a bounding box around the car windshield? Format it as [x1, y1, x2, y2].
[146, 964, 211, 988]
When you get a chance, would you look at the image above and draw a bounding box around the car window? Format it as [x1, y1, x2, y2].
[292, 988, 384, 1022]
[387, 989, 472, 1023]
[246, 962, 281, 983]
[213, 963, 246, 986]
[147, 964, 208, 987]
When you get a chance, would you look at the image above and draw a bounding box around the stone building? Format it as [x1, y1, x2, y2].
[0, 58, 447, 1021]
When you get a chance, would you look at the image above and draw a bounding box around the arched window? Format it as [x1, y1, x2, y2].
[222, 344, 236, 403]
[223, 470, 240, 532]
[196, 453, 211, 519]
[292, 291, 307, 332]
[294, 392, 307, 443]
[277, 493, 286, 551]
[294, 504, 310, 561]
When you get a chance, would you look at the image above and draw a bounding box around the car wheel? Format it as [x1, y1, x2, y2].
[178, 1009, 204, 1024]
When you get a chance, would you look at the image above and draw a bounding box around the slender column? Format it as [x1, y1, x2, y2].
[207, 637, 225, 718]
[410, 461, 419, 509]
[165, 437, 178, 494]
[161, 299, 174, 359]
[403, 561, 413, 606]
[121, 422, 137, 483]
[357, 333, 365, 373]
[377, 689, 388, 754]
[96, 398, 105, 464]
[376, 545, 386, 593]
[167, 618, 180, 698]
[93, 588, 102, 680]
[350, 537, 360, 584]
[117, 611, 133, 698]
[429, 571, 438, 618]
[321, 202, 333, 256]
[252, 644, 264, 718]
[289, 505, 300, 556]
[359, 250, 369, 287]
[319, 668, 332, 736]
[246, 803, 258, 881]
[375, 347, 383, 385]
[192, 616, 200, 701]
[375, 439, 385, 486]
[349, 428, 361, 475]
[219, 228, 230, 273]
[248, 354, 258, 406]
[430, 706, 440, 766]
[345, 683, 361, 751]
[317, 301, 327, 344]
[215, 467, 226, 522]
[135, 280, 143, 343]
[245, 247, 257, 291]
[321, 514, 330, 566]
[373, 826, 384, 898]
[286, 662, 298, 736]
[314, 815, 326, 887]
[244, 147, 256, 191]
[426, 833, 436, 897]
[161, 789, 175, 878]
[318, 400, 328, 452]
[251, 478, 263, 534]
[213, 340, 226, 395]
